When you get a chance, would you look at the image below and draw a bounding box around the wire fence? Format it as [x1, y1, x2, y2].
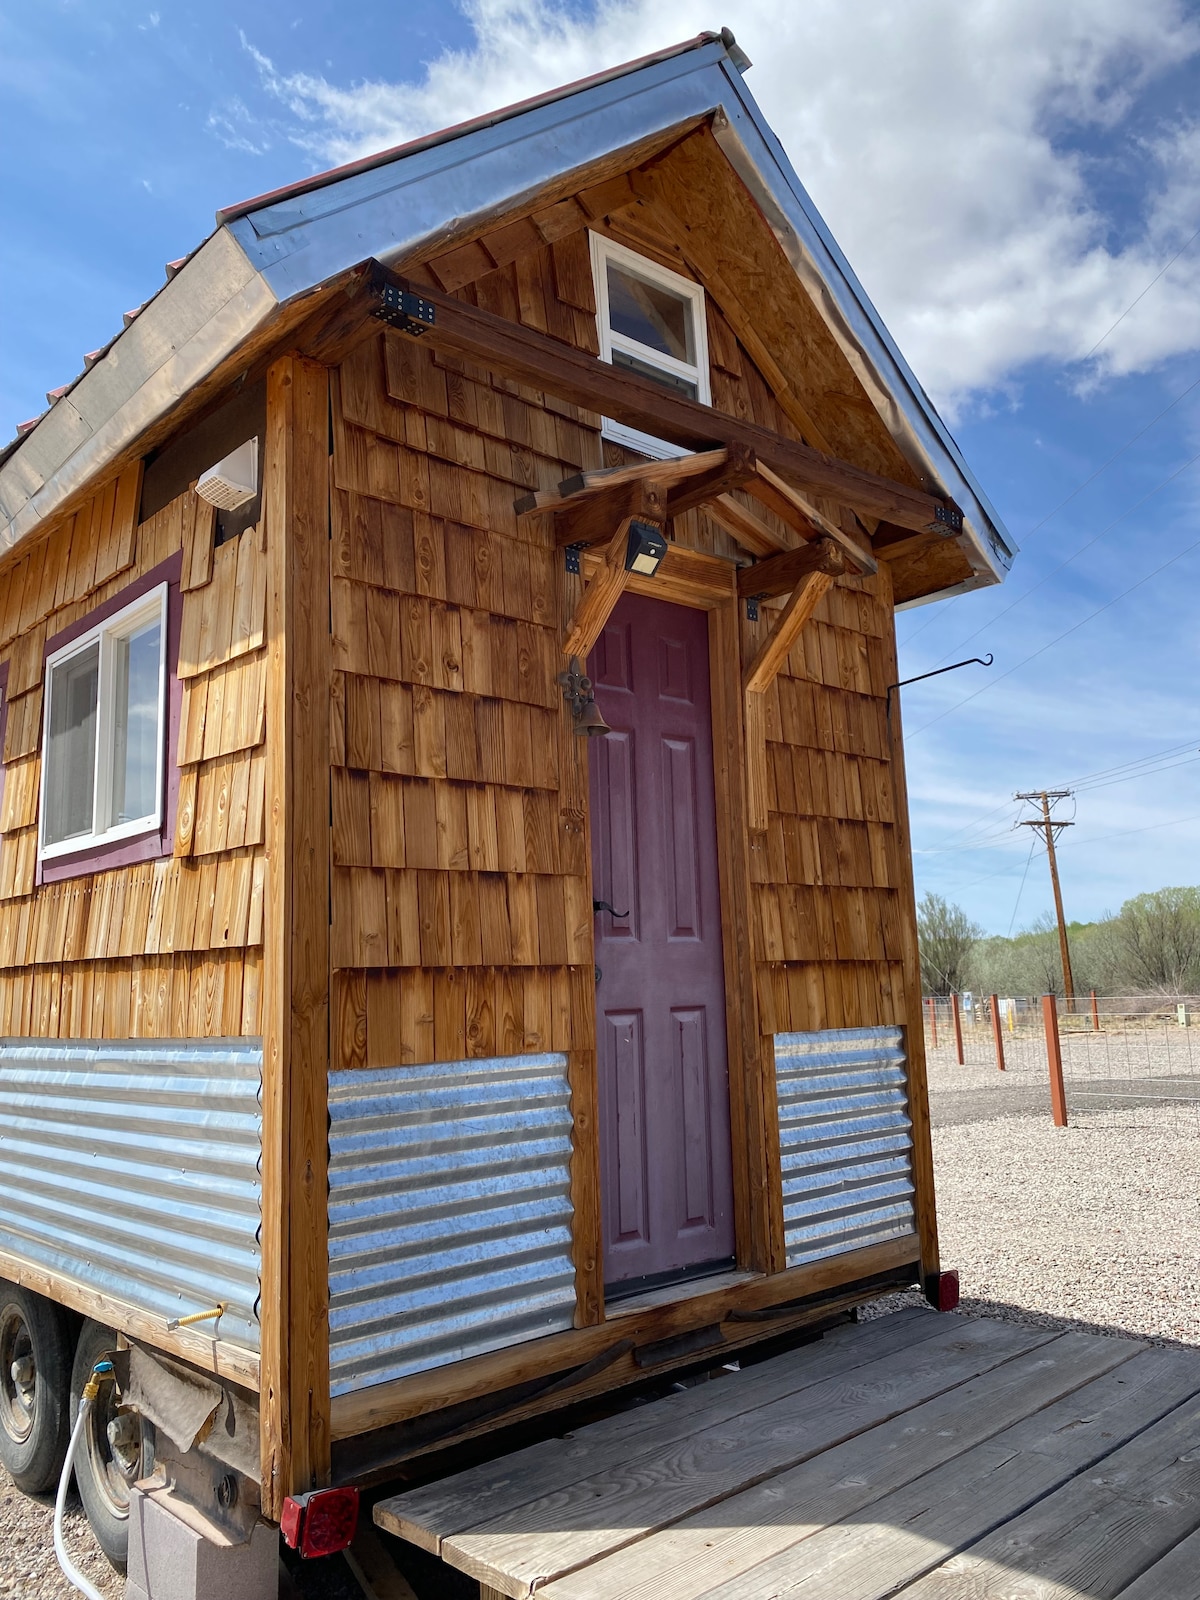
[922, 993, 1200, 1132]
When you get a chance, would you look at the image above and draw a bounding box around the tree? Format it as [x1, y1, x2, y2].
[916, 892, 982, 996]
[1114, 887, 1200, 994]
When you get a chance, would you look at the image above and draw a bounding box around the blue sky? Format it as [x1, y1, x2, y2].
[4, 1, 1200, 935]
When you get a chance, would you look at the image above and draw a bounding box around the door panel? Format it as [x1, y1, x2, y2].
[589, 593, 735, 1290]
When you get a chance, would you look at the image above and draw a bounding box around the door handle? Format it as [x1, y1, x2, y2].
[593, 899, 630, 918]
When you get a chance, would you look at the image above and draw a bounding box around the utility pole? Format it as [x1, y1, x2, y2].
[1016, 790, 1076, 1010]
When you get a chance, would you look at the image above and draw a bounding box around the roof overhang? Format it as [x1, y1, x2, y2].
[0, 31, 1014, 597]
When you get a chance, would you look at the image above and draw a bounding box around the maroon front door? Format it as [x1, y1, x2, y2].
[588, 593, 736, 1293]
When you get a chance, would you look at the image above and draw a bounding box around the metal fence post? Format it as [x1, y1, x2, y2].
[990, 993, 1005, 1071]
[1042, 994, 1068, 1127]
[928, 995, 938, 1048]
[951, 992, 964, 1066]
[1090, 989, 1100, 1033]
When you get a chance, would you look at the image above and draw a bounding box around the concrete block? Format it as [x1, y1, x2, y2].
[125, 1484, 278, 1600]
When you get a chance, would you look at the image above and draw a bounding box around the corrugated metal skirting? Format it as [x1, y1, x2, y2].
[774, 1026, 918, 1269]
[327, 1055, 576, 1398]
[0, 1038, 263, 1349]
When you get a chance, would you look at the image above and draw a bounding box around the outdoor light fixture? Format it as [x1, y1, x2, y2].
[558, 657, 611, 737]
[624, 518, 668, 576]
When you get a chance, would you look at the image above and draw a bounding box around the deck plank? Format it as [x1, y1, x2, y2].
[376, 1306, 944, 1552]
[537, 1330, 1138, 1600]
[1113, 1524, 1200, 1600]
[897, 1387, 1200, 1600]
[440, 1319, 1052, 1595]
[695, 1345, 1200, 1599]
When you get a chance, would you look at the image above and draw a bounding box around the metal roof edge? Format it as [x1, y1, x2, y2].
[0, 230, 277, 557]
[215, 30, 738, 228]
[0, 29, 1011, 605]
[701, 57, 1015, 590]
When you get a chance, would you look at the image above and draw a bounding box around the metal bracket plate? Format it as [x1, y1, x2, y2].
[373, 283, 437, 335]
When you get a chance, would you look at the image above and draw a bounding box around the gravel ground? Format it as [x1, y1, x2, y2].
[865, 1092, 1200, 1348]
[0, 1477, 123, 1599]
[4, 1051, 1196, 1596]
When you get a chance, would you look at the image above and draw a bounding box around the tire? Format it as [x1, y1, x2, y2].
[70, 1320, 145, 1572]
[0, 1285, 72, 1494]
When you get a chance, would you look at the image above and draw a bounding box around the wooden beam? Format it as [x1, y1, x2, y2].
[708, 604, 782, 1272]
[553, 447, 731, 502]
[876, 563, 941, 1286]
[746, 464, 877, 574]
[737, 537, 847, 601]
[583, 542, 738, 610]
[664, 443, 757, 520]
[261, 354, 333, 1517]
[742, 569, 836, 833]
[744, 571, 836, 695]
[0, 1247, 259, 1391]
[551, 480, 667, 551]
[707, 494, 794, 557]
[373, 267, 958, 535]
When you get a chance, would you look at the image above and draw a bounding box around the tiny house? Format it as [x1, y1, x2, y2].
[0, 30, 1013, 1586]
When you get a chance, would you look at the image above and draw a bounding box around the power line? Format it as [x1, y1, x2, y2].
[1051, 736, 1200, 790]
[922, 737, 1200, 859]
[908, 499, 1200, 739]
[1077, 221, 1200, 366]
[900, 363, 1200, 654]
[1007, 836, 1038, 937]
[924, 391, 1200, 669]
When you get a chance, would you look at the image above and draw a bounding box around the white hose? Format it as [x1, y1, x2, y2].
[53, 1393, 108, 1600]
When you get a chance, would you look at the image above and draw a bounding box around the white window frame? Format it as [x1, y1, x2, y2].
[590, 233, 711, 460]
[38, 583, 169, 861]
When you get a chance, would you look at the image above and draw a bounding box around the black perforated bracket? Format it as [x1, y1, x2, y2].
[373, 281, 436, 335]
[564, 542, 586, 575]
[930, 503, 964, 534]
[745, 595, 762, 621]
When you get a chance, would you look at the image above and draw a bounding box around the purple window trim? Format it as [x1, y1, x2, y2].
[38, 552, 184, 885]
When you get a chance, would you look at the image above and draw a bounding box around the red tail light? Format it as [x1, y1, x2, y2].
[934, 1269, 961, 1312]
[280, 1486, 360, 1558]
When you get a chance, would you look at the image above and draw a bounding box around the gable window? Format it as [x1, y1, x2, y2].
[590, 233, 710, 459]
[40, 584, 168, 860]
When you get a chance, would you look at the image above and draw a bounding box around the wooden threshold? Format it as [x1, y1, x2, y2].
[375, 1310, 1200, 1600]
[604, 1268, 760, 1320]
[329, 1237, 920, 1444]
[0, 1247, 260, 1391]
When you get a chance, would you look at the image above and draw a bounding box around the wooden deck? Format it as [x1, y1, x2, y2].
[374, 1305, 1200, 1599]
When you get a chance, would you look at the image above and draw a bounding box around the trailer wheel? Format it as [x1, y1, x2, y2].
[0, 1286, 72, 1494]
[70, 1320, 144, 1571]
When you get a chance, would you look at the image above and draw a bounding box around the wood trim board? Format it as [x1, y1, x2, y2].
[260, 354, 334, 1514]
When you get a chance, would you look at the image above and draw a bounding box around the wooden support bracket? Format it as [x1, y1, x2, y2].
[737, 537, 847, 602]
[745, 463, 877, 575]
[743, 569, 836, 830]
[563, 502, 657, 659]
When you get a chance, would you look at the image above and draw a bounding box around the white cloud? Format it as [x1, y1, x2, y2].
[237, 0, 1200, 411]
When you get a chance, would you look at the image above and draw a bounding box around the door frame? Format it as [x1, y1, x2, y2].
[561, 548, 784, 1331]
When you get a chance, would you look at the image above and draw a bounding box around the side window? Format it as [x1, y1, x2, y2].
[590, 233, 710, 460]
[40, 584, 168, 860]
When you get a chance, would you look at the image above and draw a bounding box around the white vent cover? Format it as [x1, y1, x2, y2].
[196, 438, 258, 511]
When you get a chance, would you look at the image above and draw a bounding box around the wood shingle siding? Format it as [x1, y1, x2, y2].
[0, 469, 266, 1037]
